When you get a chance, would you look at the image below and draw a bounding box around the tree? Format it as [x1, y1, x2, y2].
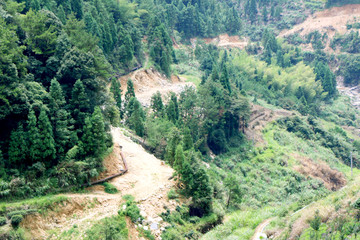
[310, 210, 321, 239]
[37, 106, 56, 165]
[8, 124, 27, 167]
[80, 107, 107, 157]
[165, 127, 182, 166]
[262, 7, 268, 22]
[127, 98, 145, 137]
[220, 65, 231, 93]
[71, 79, 90, 130]
[183, 128, 194, 151]
[150, 91, 164, 118]
[28, 109, 41, 164]
[125, 79, 135, 103]
[110, 78, 122, 118]
[248, 0, 258, 23]
[224, 174, 242, 208]
[174, 144, 185, 172]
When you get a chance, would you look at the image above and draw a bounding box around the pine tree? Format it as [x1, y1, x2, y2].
[71, 79, 90, 130]
[262, 7, 268, 22]
[174, 144, 185, 172]
[80, 107, 107, 157]
[166, 100, 177, 124]
[183, 127, 194, 151]
[165, 127, 182, 166]
[170, 92, 179, 120]
[125, 79, 135, 103]
[28, 109, 41, 164]
[276, 49, 284, 67]
[264, 43, 272, 65]
[249, 0, 258, 23]
[150, 91, 164, 118]
[50, 79, 76, 157]
[8, 124, 27, 166]
[110, 78, 122, 118]
[37, 107, 56, 165]
[128, 100, 145, 137]
[220, 65, 231, 93]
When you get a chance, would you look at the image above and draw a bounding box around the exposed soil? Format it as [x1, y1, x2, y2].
[252, 218, 274, 240]
[119, 68, 195, 107]
[280, 4, 360, 52]
[21, 127, 178, 240]
[280, 4, 360, 38]
[337, 76, 360, 110]
[292, 153, 347, 191]
[192, 34, 249, 49]
[245, 104, 292, 146]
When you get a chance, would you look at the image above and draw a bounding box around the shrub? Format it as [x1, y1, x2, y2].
[103, 182, 118, 194]
[167, 189, 179, 200]
[125, 204, 141, 223]
[10, 215, 23, 228]
[0, 216, 6, 226]
[7, 210, 26, 219]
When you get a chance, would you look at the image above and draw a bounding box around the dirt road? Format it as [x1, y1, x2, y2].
[22, 127, 177, 239]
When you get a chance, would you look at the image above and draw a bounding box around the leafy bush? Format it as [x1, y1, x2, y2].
[103, 182, 118, 194]
[124, 204, 141, 223]
[7, 210, 26, 219]
[10, 215, 23, 228]
[167, 189, 179, 200]
[85, 215, 128, 240]
[0, 216, 6, 226]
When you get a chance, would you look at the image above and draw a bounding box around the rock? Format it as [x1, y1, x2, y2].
[122, 205, 127, 210]
[160, 227, 165, 231]
[143, 226, 149, 231]
[140, 210, 147, 218]
[150, 222, 158, 230]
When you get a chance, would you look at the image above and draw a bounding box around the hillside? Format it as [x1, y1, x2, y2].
[2, 0, 360, 240]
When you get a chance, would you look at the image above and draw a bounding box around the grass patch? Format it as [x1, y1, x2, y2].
[179, 74, 202, 87]
[103, 182, 118, 194]
[85, 215, 128, 240]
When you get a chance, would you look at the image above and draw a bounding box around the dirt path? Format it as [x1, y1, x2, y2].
[22, 127, 177, 240]
[192, 34, 248, 49]
[252, 218, 274, 240]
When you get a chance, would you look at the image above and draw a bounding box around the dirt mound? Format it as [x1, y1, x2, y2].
[280, 4, 360, 38]
[292, 154, 346, 191]
[119, 68, 194, 107]
[245, 104, 292, 146]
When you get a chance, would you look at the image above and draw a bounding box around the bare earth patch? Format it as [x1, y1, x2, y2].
[292, 153, 346, 191]
[119, 68, 194, 107]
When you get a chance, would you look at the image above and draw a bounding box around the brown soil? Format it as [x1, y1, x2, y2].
[193, 34, 249, 49]
[292, 153, 346, 191]
[245, 104, 292, 146]
[280, 4, 360, 51]
[119, 68, 194, 107]
[252, 218, 274, 240]
[22, 127, 178, 240]
[280, 4, 360, 37]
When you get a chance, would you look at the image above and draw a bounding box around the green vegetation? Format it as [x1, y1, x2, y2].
[2, 0, 360, 239]
[103, 182, 118, 194]
[85, 215, 128, 240]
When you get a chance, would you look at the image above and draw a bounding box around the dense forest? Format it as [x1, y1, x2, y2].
[1, 0, 360, 239]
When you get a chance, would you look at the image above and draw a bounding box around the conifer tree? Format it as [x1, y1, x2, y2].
[220, 65, 231, 93]
[80, 107, 107, 157]
[28, 109, 41, 164]
[110, 78, 122, 118]
[183, 127, 194, 151]
[125, 79, 135, 103]
[262, 7, 268, 22]
[174, 144, 185, 172]
[248, 0, 258, 23]
[165, 127, 182, 166]
[37, 107, 56, 165]
[166, 101, 177, 124]
[8, 124, 27, 166]
[71, 79, 90, 130]
[170, 92, 179, 120]
[128, 99, 145, 137]
[150, 91, 164, 118]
